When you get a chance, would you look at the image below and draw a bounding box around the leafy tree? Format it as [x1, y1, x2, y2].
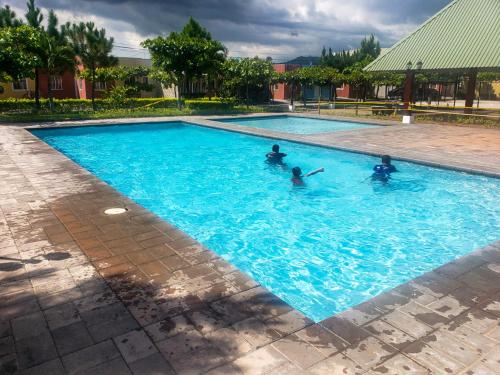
[25, 0, 44, 107]
[220, 57, 274, 106]
[478, 72, 500, 82]
[142, 18, 226, 107]
[0, 25, 40, 85]
[356, 34, 381, 61]
[320, 48, 355, 72]
[118, 66, 153, 96]
[25, 0, 42, 28]
[320, 35, 381, 72]
[343, 62, 372, 100]
[0, 5, 23, 27]
[148, 67, 174, 91]
[65, 22, 117, 110]
[273, 70, 301, 105]
[80, 65, 153, 105]
[180, 17, 212, 40]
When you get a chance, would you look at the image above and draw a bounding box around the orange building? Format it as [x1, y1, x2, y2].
[271, 63, 301, 101]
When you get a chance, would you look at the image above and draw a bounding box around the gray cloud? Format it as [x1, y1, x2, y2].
[8, 0, 452, 59]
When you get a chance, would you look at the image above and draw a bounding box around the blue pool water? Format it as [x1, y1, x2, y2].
[32, 122, 500, 322]
[216, 115, 379, 134]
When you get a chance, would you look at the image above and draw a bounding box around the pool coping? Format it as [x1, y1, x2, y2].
[1, 117, 499, 373]
[22, 113, 500, 179]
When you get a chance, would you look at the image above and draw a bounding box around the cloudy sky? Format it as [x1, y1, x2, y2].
[5, 0, 451, 61]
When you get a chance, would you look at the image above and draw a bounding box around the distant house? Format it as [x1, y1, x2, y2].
[271, 63, 301, 101]
[284, 56, 320, 66]
[115, 57, 163, 98]
[272, 49, 400, 102]
[0, 77, 36, 99]
[0, 57, 161, 100]
[272, 59, 343, 101]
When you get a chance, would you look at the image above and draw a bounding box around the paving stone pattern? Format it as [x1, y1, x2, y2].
[0, 118, 499, 374]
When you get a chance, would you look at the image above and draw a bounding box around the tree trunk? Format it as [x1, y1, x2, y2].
[48, 74, 54, 112]
[302, 84, 306, 108]
[333, 84, 337, 108]
[268, 81, 271, 103]
[290, 82, 294, 106]
[34, 68, 40, 110]
[318, 89, 321, 114]
[91, 68, 96, 111]
[175, 78, 182, 109]
[246, 81, 249, 109]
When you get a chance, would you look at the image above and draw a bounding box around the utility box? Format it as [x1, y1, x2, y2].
[402, 115, 415, 124]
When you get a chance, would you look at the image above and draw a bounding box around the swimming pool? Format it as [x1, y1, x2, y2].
[216, 115, 379, 134]
[32, 122, 500, 322]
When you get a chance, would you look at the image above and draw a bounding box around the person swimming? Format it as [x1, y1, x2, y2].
[291, 166, 324, 186]
[266, 144, 287, 164]
[372, 155, 397, 181]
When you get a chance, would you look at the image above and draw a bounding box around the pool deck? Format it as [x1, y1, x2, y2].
[0, 115, 499, 374]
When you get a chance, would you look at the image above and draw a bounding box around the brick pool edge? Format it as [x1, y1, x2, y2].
[0, 119, 499, 374]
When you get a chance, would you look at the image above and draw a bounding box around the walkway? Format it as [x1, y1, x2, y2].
[0, 117, 499, 374]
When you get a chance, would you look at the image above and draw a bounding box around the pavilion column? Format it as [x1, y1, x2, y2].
[403, 71, 415, 112]
[464, 69, 477, 114]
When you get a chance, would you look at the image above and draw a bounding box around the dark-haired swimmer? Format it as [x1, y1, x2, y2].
[291, 166, 324, 186]
[372, 155, 397, 181]
[266, 144, 287, 164]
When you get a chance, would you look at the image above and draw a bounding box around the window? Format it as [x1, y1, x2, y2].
[50, 76, 63, 90]
[12, 79, 28, 90]
[142, 76, 149, 85]
[95, 81, 107, 91]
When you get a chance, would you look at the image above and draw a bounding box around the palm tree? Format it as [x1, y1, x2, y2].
[64, 22, 117, 110]
[25, 0, 43, 108]
[41, 11, 74, 111]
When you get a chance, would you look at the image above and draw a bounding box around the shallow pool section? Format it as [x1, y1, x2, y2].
[216, 115, 379, 134]
[32, 122, 500, 322]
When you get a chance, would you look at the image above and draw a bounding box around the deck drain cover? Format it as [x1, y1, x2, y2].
[104, 207, 128, 215]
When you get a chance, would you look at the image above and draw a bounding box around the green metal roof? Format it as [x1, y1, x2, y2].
[365, 0, 500, 72]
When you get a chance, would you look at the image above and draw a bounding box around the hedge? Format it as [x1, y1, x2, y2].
[184, 99, 234, 110]
[0, 98, 184, 113]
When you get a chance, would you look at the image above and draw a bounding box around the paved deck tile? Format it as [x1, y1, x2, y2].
[0, 118, 499, 374]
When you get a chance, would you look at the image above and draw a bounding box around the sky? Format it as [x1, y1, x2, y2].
[4, 0, 452, 61]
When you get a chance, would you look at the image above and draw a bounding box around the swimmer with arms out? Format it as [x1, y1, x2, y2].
[291, 166, 324, 186]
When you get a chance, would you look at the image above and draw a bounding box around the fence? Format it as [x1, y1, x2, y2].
[289, 99, 500, 125]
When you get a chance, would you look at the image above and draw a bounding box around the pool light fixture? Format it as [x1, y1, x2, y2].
[104, 207, 128, 215]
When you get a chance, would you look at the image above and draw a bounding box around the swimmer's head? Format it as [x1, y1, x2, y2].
[381, 155, 392, 165]
[292, 167, 302, 177]
[272, 144, 280, 152]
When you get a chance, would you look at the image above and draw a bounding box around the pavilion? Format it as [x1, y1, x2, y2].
[364, 0, 500, 113]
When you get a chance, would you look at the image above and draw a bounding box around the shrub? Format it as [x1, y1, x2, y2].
[184, 99, 233, 110]
[0, 97, 182, 113]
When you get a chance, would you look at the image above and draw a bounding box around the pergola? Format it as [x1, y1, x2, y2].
[364, 0, 500, 113]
